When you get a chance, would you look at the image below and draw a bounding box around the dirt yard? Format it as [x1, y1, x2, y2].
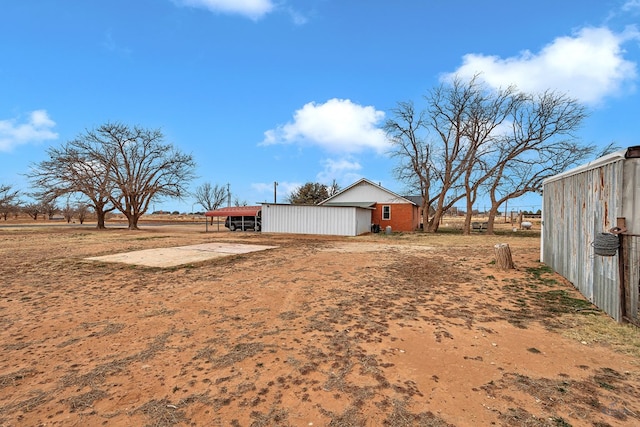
[1, 224, 639, 426]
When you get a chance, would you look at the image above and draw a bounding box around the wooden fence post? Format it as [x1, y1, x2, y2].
[494, 243, 515, 270]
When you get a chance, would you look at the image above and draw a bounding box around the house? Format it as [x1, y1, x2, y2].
[542, 146, 640, 324]
[259, 179, 420, 236]
[320, 178, 420, 232]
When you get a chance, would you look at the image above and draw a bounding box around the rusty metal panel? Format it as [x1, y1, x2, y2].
[543, 158, 625, 321]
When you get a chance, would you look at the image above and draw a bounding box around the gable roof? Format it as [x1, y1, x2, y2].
[205, 206, 261, 217]
[320, 178, 417, 205]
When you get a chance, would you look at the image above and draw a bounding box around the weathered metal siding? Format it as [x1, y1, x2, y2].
[625, 236, 640, 323]
[622, 158, 640, 322]
[622, 159, 640, 234]
[261, 204, 371, 236]
[543, 159, 625, 321]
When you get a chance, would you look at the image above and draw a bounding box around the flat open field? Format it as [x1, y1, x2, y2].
[1, 224, 639, 426]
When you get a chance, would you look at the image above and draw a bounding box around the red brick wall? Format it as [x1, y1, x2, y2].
[371, 203, 419, 232]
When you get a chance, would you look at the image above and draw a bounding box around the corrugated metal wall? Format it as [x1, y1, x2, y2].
[623, 159, 640, 323]
[542, 159, 625, 321]
[261, 204, 372, 236]
[624, 236, 639, 323]
[622, 159, 640, 234]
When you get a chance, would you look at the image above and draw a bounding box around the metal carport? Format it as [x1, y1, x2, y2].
[204, 206, 261, 232]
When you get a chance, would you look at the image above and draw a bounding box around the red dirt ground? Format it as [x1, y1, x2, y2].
[0, 224, 639, 426]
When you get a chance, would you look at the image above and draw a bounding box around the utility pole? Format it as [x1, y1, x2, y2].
[504, 199, 508, 223]
[274, 181, 278, 203]
[227, 183, 231, 207]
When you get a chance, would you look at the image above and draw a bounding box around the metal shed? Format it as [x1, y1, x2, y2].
[542, 146, 640, 323]
[260, 203, 373, 236]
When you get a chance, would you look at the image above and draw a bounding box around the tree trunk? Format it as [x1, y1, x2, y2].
[127, 212, 141, 230]
[427, 207, 443, 232]
[463, 197, 474, 235]
[494, 243, 515, 269]
[96, 210, 107, 229]
[485, 204, 500, 235]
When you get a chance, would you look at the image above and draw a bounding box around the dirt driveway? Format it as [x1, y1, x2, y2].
[0, 225, 639, 426]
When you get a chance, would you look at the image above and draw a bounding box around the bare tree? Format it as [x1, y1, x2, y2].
[385, 101, 434, 229]
[194, 182, 227, 212]
[0, 185, 20, 220]
[62, 199, 76, 223]
[595, 142, 621, 158]
[28, 136, 118, 229]
[388, 76, 592, 234]
[233, 197, 248, 207]
[22, 202, 41, 220]
[457, 81, 520, 234]
[29, 123, 195, 230]
[76, 203, 90, 224]
[36, 193, 58, 220]
[327, 179, 341, 197]
[423, 77, 485, 232]
[483, 90, 592, 233]
[388, 78, 482, 232]
[98, 123, 196, 230]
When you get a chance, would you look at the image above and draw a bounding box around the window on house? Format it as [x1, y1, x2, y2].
[382, 205, 391, 220]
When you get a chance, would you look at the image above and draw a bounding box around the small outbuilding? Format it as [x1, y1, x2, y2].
[260, 203, 373, 236]
[542, 146, 640, 324]
[320, 178, 421, 232]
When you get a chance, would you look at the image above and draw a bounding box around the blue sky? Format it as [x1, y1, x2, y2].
[1, 0, 639, 213]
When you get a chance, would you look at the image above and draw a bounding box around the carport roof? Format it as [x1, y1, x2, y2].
[205, 206, 261, 217]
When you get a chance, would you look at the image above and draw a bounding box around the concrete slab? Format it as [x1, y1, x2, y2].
[85, 242, 278, 268]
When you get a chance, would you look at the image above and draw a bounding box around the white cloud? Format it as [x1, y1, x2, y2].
[0, 110, 58, 152]
[287, 7, 308, 26]
[261, 98, 388, 154]
[173, 0, 274, 20]
[623, 0, 640, 12]
[445, 26, 639, 105]
[316, 157, 362, 185]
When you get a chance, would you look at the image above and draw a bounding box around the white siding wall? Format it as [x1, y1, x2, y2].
[355, 208, 373, 235]
[328, 182, 406, 204]
[262, 204, 372, 236]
